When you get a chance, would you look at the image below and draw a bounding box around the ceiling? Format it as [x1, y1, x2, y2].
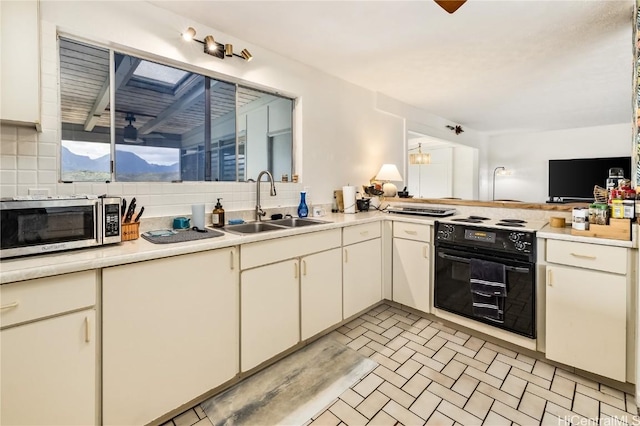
[149, 0, 634, 135]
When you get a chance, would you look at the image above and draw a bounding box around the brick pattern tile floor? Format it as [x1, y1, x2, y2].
[167, 304, 638, 426]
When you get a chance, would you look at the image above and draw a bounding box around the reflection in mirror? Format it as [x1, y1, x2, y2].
[239, 86, 293, 181]
[406, 131, 478, 199]
[60, 38, 111, 182]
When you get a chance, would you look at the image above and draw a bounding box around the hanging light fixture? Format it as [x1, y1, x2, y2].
[409, 143, 431, 165]
[181, 27, 254, 62]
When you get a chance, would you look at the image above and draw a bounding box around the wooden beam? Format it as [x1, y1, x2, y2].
[83, 57, 140, 131]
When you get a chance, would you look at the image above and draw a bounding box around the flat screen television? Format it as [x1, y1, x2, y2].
[548, 156, 632, 202]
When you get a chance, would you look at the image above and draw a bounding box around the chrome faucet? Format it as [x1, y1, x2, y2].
[255, 170, 277, 221]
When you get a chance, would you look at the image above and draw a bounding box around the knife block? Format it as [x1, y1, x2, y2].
[121, 221, 140, 241]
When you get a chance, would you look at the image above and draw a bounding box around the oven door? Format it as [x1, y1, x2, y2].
[0, 199, 100, 258]
[434, 244, 536, 338]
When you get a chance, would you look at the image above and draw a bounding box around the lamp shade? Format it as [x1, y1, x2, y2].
[375, 164, 403, 181]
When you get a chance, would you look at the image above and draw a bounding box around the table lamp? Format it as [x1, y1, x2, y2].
[376, 164, 403, 197]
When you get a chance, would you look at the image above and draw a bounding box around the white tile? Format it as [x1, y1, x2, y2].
[426, 410, 455, 426]
[465, 366, 503, 389]
[403, 371, 433, 397]
[397, 358, 422, 380]
[541, 411, 570, 426]
[17, 156, 37, 170]
[437, 400, 482, 426]
[173, 409, 200, 426]
[427, 382, 467, 409]
[353, 373, 384, 398]
[464, 390, 493, 420]
[509, 367, 551, 389]
[476, 382, 520, 409]
[418, 365, 455, 388]
[347, 335, 371, 351]
[356, 390, 389, 419]
[486, 359, 511, 380]
[601, 402, 634, 424]
[483, 342, 517, 358]
[378, 381, 415, 408]
[366, 340, 395, 358]
[412, 352, 446, 372]
[444, 341, 477, 358]
[433, 347, 457, 365]
[600, 385, 625, 401]
[441, 359, 467, 381]
[406, 340, 437, 358]
[370, 352, 400, 371]
[576, 383, 626, 410]
[382, 400, 426, 426]
[451, 374, 480, 399]
[571, 392, 599, 419]
[310, 410, 340, 426]
[340, 388, 364, 408]
[437, 331, 468, 346]
[328, 399, 368, 426]
[526, 382, 572, 409]
[500, 373, 527, 399]
[532, 360, 555, 381]
[550, 375, 576, 399]
[194, 405, 206, 419]
[367, 410, 397, 426]
[410, 389, 442, 420]
[518, 391, 546, 420]
[482, 411, 511, 426]
[495, 353, 533, 373]
[373, 365, 407, 388]
[555, 369, 599, 390]
[491, 400, 538, 425]
[464, 336, 485, 352]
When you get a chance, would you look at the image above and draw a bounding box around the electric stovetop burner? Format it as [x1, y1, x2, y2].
[495, 222, 525, 227]
[451, 215, 490, 223]
[499, 219, 526, 223]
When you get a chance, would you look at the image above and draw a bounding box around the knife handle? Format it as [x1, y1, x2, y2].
[134, 206, 144, 222]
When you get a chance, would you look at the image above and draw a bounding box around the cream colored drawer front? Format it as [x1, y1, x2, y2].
[1, 270, 97, 328]
[241, 229, 341, 270]
[546, 239, 627, 274]
[393, 222, 431, 242]
[343, 222, 381, 246]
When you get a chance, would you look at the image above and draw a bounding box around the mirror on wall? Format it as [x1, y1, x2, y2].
[406, 131, 478, 200]
[59, 37, 294, 183]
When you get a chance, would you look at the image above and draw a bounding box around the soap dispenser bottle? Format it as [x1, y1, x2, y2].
[212, 198, 225, 228]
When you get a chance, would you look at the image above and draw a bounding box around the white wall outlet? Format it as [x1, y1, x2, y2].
[28, 188, 49, 197]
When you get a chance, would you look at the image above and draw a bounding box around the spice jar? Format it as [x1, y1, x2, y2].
[611, 199, 624, 219]
[572, 207, 588, 231]
[594, 203, 609, 225]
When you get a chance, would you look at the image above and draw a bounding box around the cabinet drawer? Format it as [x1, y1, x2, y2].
[343, 222, 381, 246]
[241, 229, 341, 270]
[1, 270, 97, 328]
[393, 222, 431, 242]
[546, 239, 627, 274]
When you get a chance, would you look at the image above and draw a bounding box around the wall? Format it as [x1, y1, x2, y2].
[487, 123, 632, 203]
[0, 1, 404, 218]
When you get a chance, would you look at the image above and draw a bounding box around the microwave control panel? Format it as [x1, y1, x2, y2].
[104, 203, 121, 237]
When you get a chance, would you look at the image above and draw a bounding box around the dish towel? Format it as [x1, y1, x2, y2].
[469, 258, 507, 323]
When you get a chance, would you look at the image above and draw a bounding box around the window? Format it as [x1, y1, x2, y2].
[59, 37, 294, 183]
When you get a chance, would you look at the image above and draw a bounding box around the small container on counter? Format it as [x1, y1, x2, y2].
[572, 207, 589, 231]
[611, 199, 624, 219]
[623, 199, 635, 219]
[594, 203, 609, 225]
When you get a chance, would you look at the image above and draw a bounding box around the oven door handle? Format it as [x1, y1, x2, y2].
[437, 252, 530, 274]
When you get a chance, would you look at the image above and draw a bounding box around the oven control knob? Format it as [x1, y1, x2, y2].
[509, 232, 520, 242]
[514, 241, 527, 251]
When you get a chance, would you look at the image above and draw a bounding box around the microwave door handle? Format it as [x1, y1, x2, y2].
[96, 202, 102, 244]
[437, 252, 530, 274]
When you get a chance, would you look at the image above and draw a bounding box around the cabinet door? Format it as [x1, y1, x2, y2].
[1, 310, 96, 425]
[546, 265, 626, 381]
[393, 238, 430, 312]
[241, 259, 300, 372]
[1, 0, 39, 126]
[343, 238, 382, 318]
[103, 248, 239, 426]
[301, 248, 342, 340]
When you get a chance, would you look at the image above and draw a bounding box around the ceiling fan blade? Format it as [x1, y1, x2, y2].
[434, 0, 467, 14]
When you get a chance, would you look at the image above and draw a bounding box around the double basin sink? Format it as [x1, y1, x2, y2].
[223, 217, 329, 234]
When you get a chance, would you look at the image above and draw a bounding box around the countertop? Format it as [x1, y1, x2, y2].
[2, 209, 635, 285]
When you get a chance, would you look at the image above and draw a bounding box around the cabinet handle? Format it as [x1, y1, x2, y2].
[230, 250, 234, 270]
[85, 316, 91, 343]
[0, 301, 19, 310]
[547, 268, 553, 287]
[423, 245, 428, 259]
[570, 252, 596, 260]
[344, 249, 348, 263]
[405, 230, 418, 235]
[294, 262, 298, 279]
[360, 230, 369, 236]
[302, 260, 307, 276]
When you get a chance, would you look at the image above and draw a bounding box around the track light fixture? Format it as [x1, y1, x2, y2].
[181, 27, 253, 62]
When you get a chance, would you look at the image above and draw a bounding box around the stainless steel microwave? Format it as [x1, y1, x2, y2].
[0, 196, 121, 259]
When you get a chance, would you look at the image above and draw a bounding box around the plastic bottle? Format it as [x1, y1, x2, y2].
[212, 198, 225, 228]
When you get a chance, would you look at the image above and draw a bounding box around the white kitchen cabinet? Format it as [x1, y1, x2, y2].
[1, 310, 96, 426]
[0, 271, 97, 425]
[343, 235, 382, 318]
[241, 259, 300, 371]
[301, 248, 343, 340]
[1, 0, 40, 128]
[102, 248, 239, 426]
[393, 238, 430, 313]
[545, 264, 626, 382]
